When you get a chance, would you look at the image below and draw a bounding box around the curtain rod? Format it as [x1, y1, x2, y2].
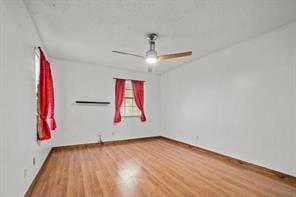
[113, 77, 145, 82]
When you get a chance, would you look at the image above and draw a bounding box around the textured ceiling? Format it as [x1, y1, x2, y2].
[24, 0, 296, 74]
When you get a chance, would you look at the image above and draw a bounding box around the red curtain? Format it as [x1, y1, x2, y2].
[46, 61, 56, 130]
[132, 80, 146, 121]
[114, 79, 125, 123]
[38, 48, 56, 140]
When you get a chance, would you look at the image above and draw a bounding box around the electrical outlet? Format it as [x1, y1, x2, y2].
[196, 136, 199, 140]
[24, 169, 27, 178]
[112, 132, 115, 135]
[33, 157, 36, 166]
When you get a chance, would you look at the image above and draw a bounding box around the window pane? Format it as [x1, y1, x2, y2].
[124, 98, 133, 107]
[35, 52, 40, 93]
[125, 107, 133, 115]
[132, 99, 138, 107]
[125, 80, 132, 89]
[125, 89, 133, 98]
[132, 107, 141, 115]
[120, 107, 125, 114]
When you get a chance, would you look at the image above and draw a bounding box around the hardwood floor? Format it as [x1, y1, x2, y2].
[27, 138, 296, 197]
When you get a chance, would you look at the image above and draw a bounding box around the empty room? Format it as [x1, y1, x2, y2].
[1, 0, 296, 196]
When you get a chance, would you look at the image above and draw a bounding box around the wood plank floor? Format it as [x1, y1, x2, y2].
[28, 138, 296, 197]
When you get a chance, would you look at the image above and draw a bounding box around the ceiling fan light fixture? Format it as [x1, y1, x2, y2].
[146, 57, 157, 64]
[145, 50, 158, 64]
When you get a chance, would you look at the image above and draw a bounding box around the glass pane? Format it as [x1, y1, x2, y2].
[125, 107, 133, 115]
[132, 99, 138, 107]
[125, 89, 133, 97]
[120, 107, 125, 114]
[125, 98, 133, 107]
[35, 53, 40, 93]
[125, 80, 132, 89]
[132, 107, 141, 115]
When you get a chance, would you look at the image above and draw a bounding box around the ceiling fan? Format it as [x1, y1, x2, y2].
[112, 33, 192, 72]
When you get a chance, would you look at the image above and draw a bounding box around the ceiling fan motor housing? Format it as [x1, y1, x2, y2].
[146, 48, 157, 57]
[147, 33, 158, 41]
[146, 33, 158, 58]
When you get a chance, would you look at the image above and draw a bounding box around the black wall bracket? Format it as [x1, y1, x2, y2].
[75, 101, 110, 105]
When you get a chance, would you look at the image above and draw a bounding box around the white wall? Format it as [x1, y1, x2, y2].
[52, 58, 161, 146]
[161, 22, 296, 176]
[0, 0, 54, 196]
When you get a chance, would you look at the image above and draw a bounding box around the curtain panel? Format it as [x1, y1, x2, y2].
[37, 48, 56, 140]
[132, 80, 146, 122]
[114, 79, 126, 123]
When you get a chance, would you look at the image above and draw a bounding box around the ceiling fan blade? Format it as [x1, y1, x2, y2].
[147, 64, 153, 72]
[112, 51, 144, 58]
[158, 51, 192, 61]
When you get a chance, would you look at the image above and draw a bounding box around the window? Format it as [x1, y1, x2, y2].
[121, 80, 141, 116]
[35, 49, 40, 93]
[35, 49, 40, 139]
[35, 49, 40, 114]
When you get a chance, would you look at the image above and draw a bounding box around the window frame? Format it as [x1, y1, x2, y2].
[121, 80, 141, 117]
